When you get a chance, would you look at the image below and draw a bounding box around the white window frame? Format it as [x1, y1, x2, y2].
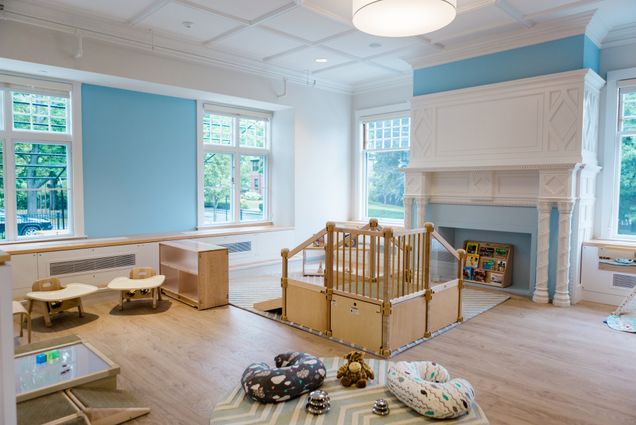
[196, 101, 272, 228]
[355, 103, 410, 225]
[599, 67, 636, 240]
[0, 74, 83, 242]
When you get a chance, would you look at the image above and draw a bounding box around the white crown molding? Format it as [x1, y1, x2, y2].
[2, 0, 354, 94]
[352, 74, 412, 96]
[602, 22, 636, 49]
[585, 13, 609, 47]
[407, 11, 597, 70]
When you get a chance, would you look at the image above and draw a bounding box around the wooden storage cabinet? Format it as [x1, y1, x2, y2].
[159, 240, 228, 310]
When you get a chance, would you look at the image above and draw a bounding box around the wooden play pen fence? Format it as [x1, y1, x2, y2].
[281, 220, 466, 357]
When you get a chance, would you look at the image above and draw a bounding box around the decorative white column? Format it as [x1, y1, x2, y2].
[415, 197, 428, 229]
[404, 197, 415, 229]
[533, 201, 552, 304]
[554, 201, 574, 307]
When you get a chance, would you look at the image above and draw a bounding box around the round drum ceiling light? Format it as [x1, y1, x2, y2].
[352, 0, 457, 37]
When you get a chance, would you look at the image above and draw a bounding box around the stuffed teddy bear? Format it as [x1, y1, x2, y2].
[336, 351, 375, 388]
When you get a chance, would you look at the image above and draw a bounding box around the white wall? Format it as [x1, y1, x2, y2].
[600, 42, 636, 77]
[0, 19, 352, 247]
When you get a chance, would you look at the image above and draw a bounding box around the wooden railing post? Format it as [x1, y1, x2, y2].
[369, 219, 378, 282]
[281, 248, 289, 321]
[423, 222, 434, 338]
[381, 227, 393, 357]
[325, 222, 335, 336]
[456, 248, 466, 323]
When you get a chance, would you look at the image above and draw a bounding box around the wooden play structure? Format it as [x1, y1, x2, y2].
[281, 220, 466, 357]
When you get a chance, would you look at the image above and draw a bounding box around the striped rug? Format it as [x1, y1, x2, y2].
[210, 357, 489, 424]
[229, 274, 509, 357]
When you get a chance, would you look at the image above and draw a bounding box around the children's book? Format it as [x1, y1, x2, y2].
[463, 266, 473, 280]
[473, 268, 486, 282]
[466, 254, 480, 268]
[481, 258, 496, 270]
[465, 241, 479, 255]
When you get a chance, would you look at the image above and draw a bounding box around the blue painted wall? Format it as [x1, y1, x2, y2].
[424, 203, 568, 298]
[82, 84, 197, 237]
[427, 204, 537, 296]
[413, 35, 600, 96]
[583, 36, 601, 71]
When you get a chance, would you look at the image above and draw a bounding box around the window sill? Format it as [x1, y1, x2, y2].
[359, 218, 405, 228]
[0, 224, 294, 255]
[196, 221, 273, 230]
[584, 238, 636, 249]
[0, 235, 88, 246]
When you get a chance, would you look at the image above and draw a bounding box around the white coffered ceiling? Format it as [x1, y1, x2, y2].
[3, 0, 636, 92]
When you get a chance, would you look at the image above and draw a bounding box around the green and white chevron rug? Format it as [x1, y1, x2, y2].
[210, 357, 489, 425]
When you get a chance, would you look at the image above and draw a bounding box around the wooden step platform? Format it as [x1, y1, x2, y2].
[253, 297, 282, 312]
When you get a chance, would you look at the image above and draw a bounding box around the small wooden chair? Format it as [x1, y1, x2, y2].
[12, 301, 32, 343]
[28, 278, 86, 327]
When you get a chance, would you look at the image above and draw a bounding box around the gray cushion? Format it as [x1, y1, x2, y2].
[241, 352, 326, 403]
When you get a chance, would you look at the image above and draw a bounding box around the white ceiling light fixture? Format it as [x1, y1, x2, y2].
[315, 58, 329, 63]
[352, 0, 457, 37]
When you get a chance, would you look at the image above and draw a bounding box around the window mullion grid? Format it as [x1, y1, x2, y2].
[233, 117, 240, 223]
[2, 89, 16, 240]
[616, 84, 636, 238]
[4, 140, 17, 240]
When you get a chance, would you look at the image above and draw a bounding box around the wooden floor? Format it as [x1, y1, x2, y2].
[15, 295, 636, 425]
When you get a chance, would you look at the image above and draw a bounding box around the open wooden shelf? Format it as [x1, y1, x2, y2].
[160, 261, 198, 276]
[463, 240, 513, 289]
[159, 240, 228, 310]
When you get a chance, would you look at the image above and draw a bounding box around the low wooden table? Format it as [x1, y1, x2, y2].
[15, 336, 119, 403]
[26, 283, 98, 327]
[107, 275, 165, 310]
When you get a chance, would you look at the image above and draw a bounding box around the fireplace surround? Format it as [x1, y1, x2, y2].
[404, 69, 605, 306]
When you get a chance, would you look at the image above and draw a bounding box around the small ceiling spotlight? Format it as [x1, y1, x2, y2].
[314, 58, 328, 63]
[182, 21, 194, 29]
[369, 42, 382, 48]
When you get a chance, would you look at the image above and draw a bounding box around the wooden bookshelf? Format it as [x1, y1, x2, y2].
[463, 241, 513, 288]
[159, 240, 228, 310]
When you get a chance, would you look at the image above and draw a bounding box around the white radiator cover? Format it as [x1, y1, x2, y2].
[11, 243, 158, 299]
[9, 229, 296, 300]
[581, 245, 636, 305]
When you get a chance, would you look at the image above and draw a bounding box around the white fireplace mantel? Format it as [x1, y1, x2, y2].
[404, 69, 605, 306]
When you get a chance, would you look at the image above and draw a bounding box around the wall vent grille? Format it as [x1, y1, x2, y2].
[219, 241, 252, 254]
[612, 273, 636, 289]
[50, 254, 136, 276]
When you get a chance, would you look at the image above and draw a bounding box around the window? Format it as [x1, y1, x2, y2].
[361, 115, 410, 221]
[12, 92, 69, 133]
[198, 104, 271, 226]
[0, 76, 77, 241]
[617, 84, 636, 235]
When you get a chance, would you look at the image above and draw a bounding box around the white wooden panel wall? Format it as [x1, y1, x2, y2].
[410, 69, 605, 169]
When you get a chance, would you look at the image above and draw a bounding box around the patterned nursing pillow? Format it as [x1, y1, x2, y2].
[241, 352, 326, 403]
[386, 361, 475, 419]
